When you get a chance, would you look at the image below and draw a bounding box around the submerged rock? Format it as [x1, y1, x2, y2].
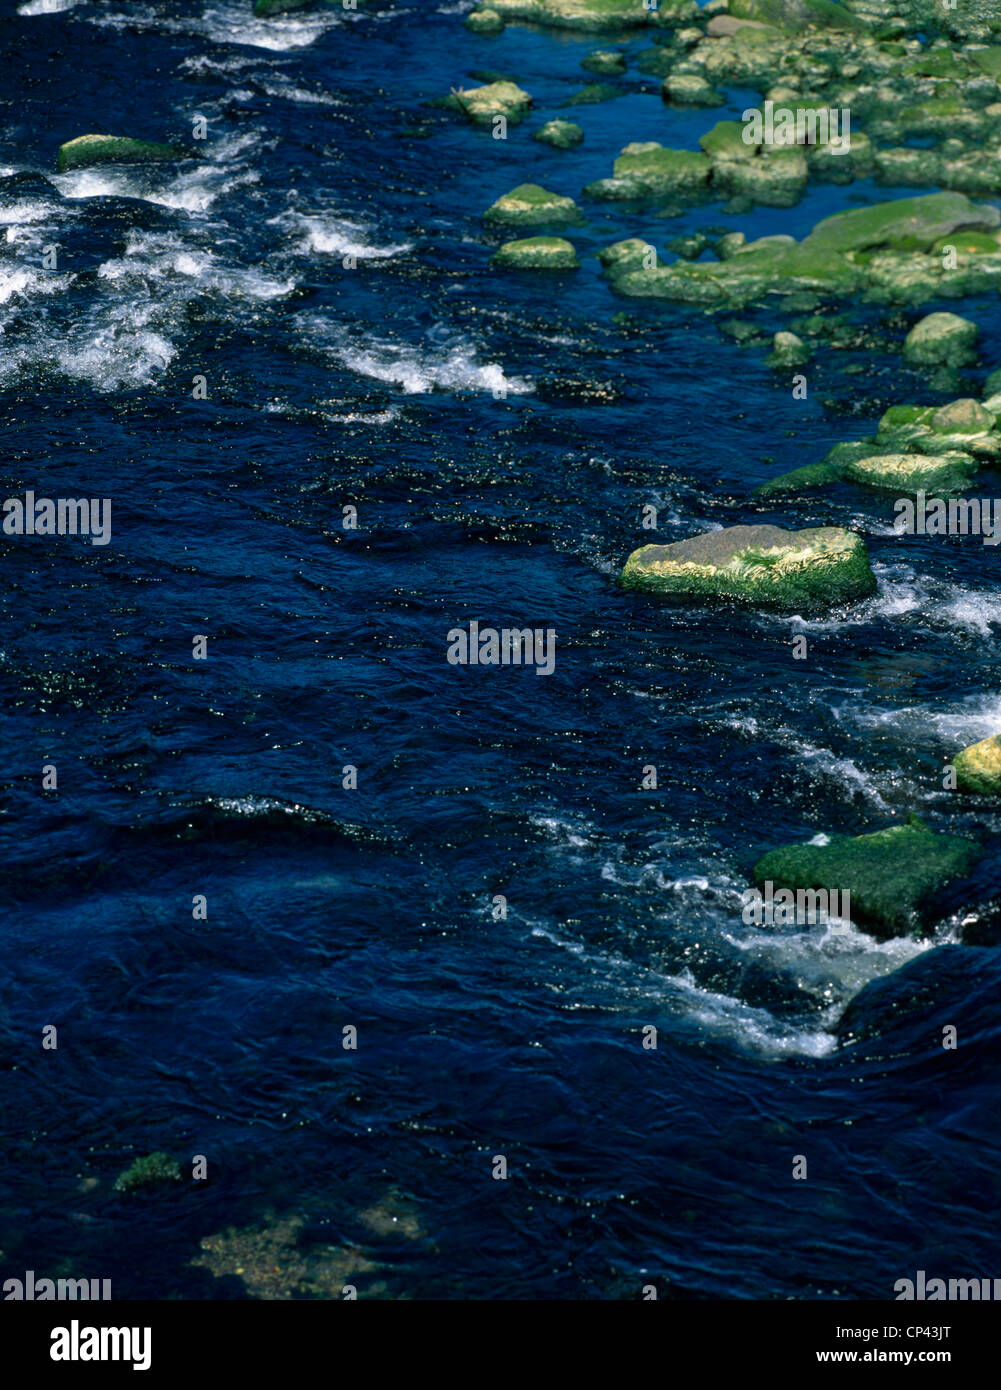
[903, 312, 979, 367]
[253, 0, 313, 14]
[620, 523, 876, 611]
[532, 118, 584, 148]
[443, 81, 532, 125]
[954, 735, 1001, 795]
[752, 815, 980, 937]
[491, 235, 579, 269]
[56, 134, 187, 174]
[581, 49, 627, 74]
[484, 183, 581, 226]
[113, 1152, 182, 1193]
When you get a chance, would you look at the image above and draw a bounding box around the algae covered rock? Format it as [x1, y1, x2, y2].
[444, 81, 532, 125]
[752, 815, 980, 937]
[113, 1151, 182, 1193]
[485, 0, 695, 31]
[729, 0, 866, 31]
[768, 330, 810, 367]
[903, 312, 979, 367]
[491, 236, 579, 269]
[954, 735, 1001, 795]
[620, 523, 876, 611]
[253, 0, 313, 15]
[484, 183, 581, 226]
[663, 74, 725, 107]
[610, 141, 712, 194]
[805, 192, 999, 256]
[466, 6, 506, 32]
[533, 118, 584, 149]
[599, 237, 660, 277]
[56, 134, 187, 174]
[581, 49, 627, 74]
[843, 451, 978, 493]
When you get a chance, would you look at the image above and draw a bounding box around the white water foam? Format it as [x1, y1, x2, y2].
[269, 208, 411, 260]
[308, 319, 533, 397]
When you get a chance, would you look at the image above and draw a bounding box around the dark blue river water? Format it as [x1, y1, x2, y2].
[2, 0, 1001, 1299]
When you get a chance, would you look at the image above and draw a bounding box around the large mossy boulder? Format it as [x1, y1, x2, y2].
[752, 815, 980, 937]
[443, 81, 532, 125]
[903, 311, 979, 367]
[491, 236, 579, 269]
[804, 191, 999, 256]
[56, 134, 187, 174]
[620, 523, 876, 611]
[954, 735, 1001, 795]
[484, 183, 581, 226]
[843, 450, 978, 492]
[587, 141, 712, 200]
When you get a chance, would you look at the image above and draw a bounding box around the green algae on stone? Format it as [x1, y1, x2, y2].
[752, 815, 980, 937]
[620, 523, 876, 611]
[491, 236, 579, 269]
[843, 450, 978, 493]
[465, 6, 506, 32]
[611, 141, 712, 193]
[599, 237, 660, 278]
[532, 118, 584, 149]
[562, 82, 623, 105]
[753, 459, 846, 497]
[729, 0, 867, 31]
[767, 330, 810, 367]
[485, 0, 696, 31]
[903, 312, 979, 367]
[484, 183, 581, 226]
[581, 48, 627, 74]
[954, 735, 1001, 795]
[56, 134, 187, 174]
[805, 192, 1000, 255]
[113, 1152, 182, 1193]
[442, 80, 532, 125]
[663, 74, 726, 106]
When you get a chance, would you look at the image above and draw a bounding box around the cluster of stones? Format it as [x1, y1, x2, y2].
[455, 0, 1001, 934]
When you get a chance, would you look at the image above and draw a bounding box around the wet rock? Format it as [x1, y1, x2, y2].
[56, 134, 188, 174]
[581, 49, 627, 74]
[955, 735, 1001, 795]
[562, 82, 624, 105]
[442, 80, 532, 125]
[753, 815, 981, 938]
[465, 6, 506, 32]
[490, 235, 579, 269]
[767, 330, 810, 366]
[663, 74, 726, 106]
[113, 1152, 182, 1193]
[620, 523, 876, 611]
[903, 311, 978, 367]
[842, 450, 978, 492]
[532, 118, 584, 148]
[485, 0, 697, 31]
[483, 182, 582, 226]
